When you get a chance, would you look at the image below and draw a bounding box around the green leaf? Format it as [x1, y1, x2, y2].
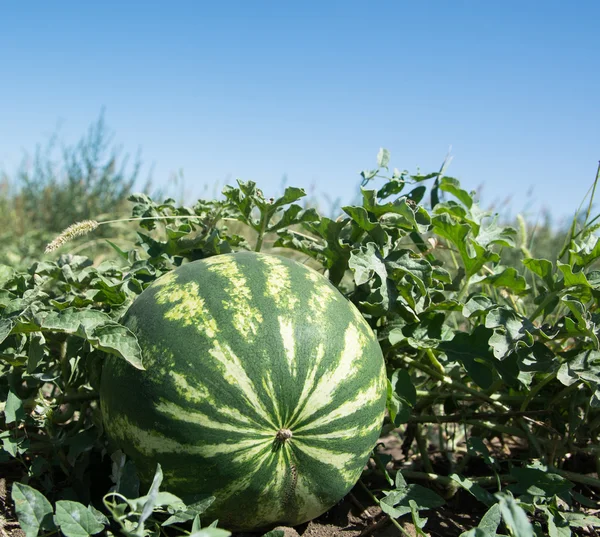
[0, 317, 14, 344]
[105, 239, 131, 261]
[361, 168, 379, 182]
[497, 495, 534, 537]
[462, 294, 494, 318]
[479, 503, 502, 532]
[562, 511, 600, 528]
[380, 483, 445, 518]
[362, 190, 430, 232]
[0, 264, 15, 287]
[343, 206, 389, 247]
[560, 296, 599, 348]
[86, 323, 144, 370]
[477, 267, 528, 295]
[66, 430, 98, 465]
[162, 497, 215, 527]
[137, 463, 164, 531]
[449, 474, 496, 507]
[38, 308, 144, 369]
[539, 506, 571, 537]
[192, 514, 202, 533]
[267, 205, 319, 233]
[508, 465, 573, 498]
[439, 176, 473, 208]
[300, 216, 351, 286]
[467, 437, 496, 467]
[386, 249, 433, 294]
[459, 504, 502, 536]
[349, 243, 391, 310]
[390, 369, 417, 406]
[4, 390, 25, 424]
[111, 451, 140, 499]
[523, 258, 555, 289]
[12, 482, 55, 537]
[387, 370, 416, 425]
[54, 501, 105, 537]
[459, 529, 495, 537]
[27, 334, 46, 373]
[439, 326, 496, 389]
[349, 243, 387, 286]
[87, 505, 109, 526]
[432, 213, 497, 277]
[557, 350, 600, 388]
[408, 500, 429, 535]
[475, 218, 516, 248]
[261, 531, 285, 537]
[558, 262, 592, 289]
[570, 235, 600, 269]
[188, 530, 231, 537]
[485, 307, 535, 359]
[377, 178, 406, 199]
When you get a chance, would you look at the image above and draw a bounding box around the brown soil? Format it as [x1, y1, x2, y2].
[3, 432, 600, 537]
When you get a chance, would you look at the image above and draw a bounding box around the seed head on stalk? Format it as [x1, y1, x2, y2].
[44, 220, 99, 253]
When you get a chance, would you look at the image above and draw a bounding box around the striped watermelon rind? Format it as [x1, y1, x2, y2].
[100, 252, 386, 531]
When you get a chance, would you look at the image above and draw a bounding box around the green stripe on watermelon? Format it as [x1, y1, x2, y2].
[100, 252, 386, 531]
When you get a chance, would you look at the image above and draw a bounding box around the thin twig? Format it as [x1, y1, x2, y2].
[407, 409, 551, 424]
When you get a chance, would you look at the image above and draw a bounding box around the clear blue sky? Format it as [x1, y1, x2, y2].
[1, 1, 598, 223]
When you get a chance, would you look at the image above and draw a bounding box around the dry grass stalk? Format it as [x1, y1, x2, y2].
[44, 220, 99, 253]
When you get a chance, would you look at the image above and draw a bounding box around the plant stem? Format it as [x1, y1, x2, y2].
[548, 381, 582, 408]
[372, 448, 394, 487]
[584, 161, 600, 227]
[527, 291, 560, 323]
[456, 275, 472, 302]
[520, 372, 556, 411]
[58, 391, 99, 403]
[463, 420, 527, 438]
[425, 348, 445, 376]
[101, 215, 201, 226]
[255, 211, 269, 252]
[408, 409, 551, 424]
[555, 468, 600, 490]
[399, 470, 514, 488]
[415, 424, 435, 474]
[415, 390, 536, 403]
[397, 354, 509, 412]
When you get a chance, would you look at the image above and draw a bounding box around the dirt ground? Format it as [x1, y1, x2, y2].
[2, 432, 600, 536]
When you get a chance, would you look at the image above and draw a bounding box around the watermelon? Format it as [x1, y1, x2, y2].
[100, 252, 387, 531]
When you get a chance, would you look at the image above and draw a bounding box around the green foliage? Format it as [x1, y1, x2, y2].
[2, 149, 600, 535]
[0, 115, 142, 268]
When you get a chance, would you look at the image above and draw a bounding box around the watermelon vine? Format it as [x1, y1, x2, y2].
[1, 150, 600, 536]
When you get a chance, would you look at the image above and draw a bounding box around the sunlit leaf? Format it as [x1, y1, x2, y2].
[12, 483, 55, 537]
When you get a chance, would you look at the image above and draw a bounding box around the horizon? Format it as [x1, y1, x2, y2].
[1, 1, 598, 225]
